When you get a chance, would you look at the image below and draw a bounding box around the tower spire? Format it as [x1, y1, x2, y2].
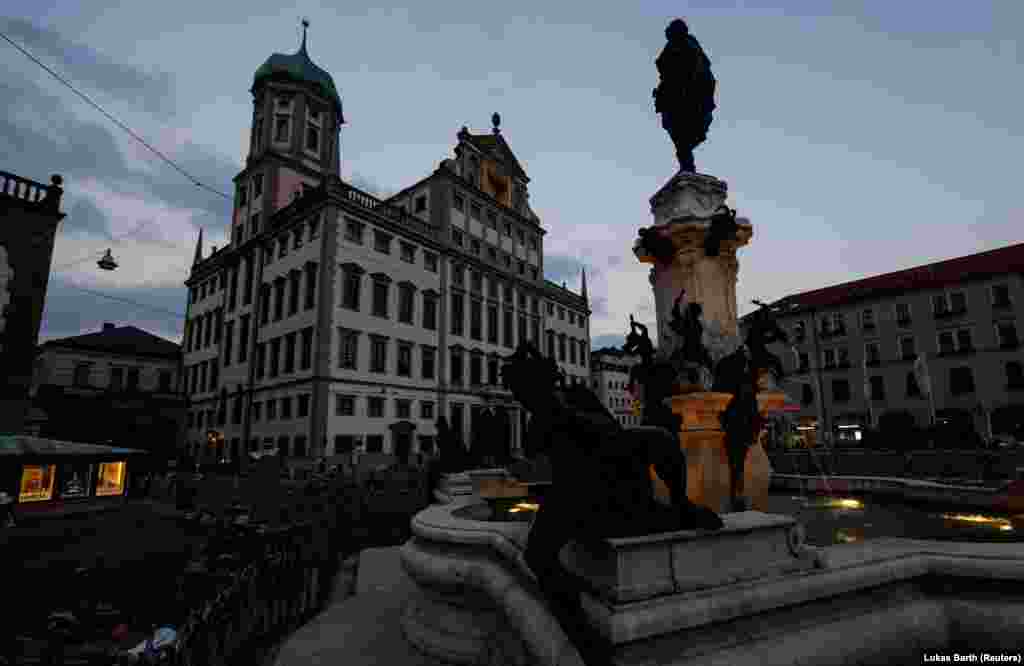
[581, 266, 588, 302]
[299, 18, 309, 54]
[192, 227, 204, 266]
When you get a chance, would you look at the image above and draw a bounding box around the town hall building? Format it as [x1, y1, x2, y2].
[181, 29, 590, 464]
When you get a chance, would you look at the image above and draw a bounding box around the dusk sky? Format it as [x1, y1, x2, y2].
[3, 2, 1021, 350]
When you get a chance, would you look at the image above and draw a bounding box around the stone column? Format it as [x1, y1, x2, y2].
[635, 172, 772, 513]
[634, 173, 752, 351]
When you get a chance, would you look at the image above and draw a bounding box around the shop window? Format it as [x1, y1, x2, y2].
[59, 463, 93, 499]
[95, 462, 126, 497]
[19, 464, 56, 502]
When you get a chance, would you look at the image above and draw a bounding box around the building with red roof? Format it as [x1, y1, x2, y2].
[742, 242, 1023, 445]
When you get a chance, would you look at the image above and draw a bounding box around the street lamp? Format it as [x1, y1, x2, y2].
[97, 249, 118, 271]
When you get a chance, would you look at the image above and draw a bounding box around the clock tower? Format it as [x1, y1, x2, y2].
[228, 21, 345, 248]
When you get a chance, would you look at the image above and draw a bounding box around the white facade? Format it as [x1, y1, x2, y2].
[181, 45, 590, 463]
[590, 349, 641, 427]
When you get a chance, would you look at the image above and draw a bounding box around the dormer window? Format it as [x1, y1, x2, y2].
[238, 183, 248, 207]
[305, 104, 323, 155]
[253, 174, 263, 199]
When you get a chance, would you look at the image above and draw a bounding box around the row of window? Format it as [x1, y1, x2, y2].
[544, 330, 589, 368]
[798, 361, 1024, 407]
[250, 393, 311, 422]
[791, 284, 1014, 341]
[184, 432, 438, 461]
[187, 307, 223, 352]
[803, 322, 1020, 372]
[343, 218, 439, 269]
[337, 329, 434, 378]
[258, 262, 319, 325]
[195, 210, 322, 308]
[251, 93, 327, 160]
[254, 327, 315, 380]
[187, 388, 313, 430]
[70, 363, 173, 392]
[335, 325, 587, 381]
[450, 226, 539, 281]
[452, 191, 539, 249]
[334, 394, 435, 420]
[188, 262, 317, 358]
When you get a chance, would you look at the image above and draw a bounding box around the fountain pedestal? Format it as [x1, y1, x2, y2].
[637, 172, 781, 513]
[649, 391, 784, 513]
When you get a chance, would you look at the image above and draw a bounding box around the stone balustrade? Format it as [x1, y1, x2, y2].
[0, 171, 64, 212]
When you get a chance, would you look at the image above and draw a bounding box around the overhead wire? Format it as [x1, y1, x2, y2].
[52, 219, 161, 271]
[0, 29, 233, 201]
[53, 282, 186, 321]
[2, 27, 219, 326]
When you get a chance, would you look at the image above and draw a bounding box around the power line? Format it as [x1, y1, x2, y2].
[52, 282, 186, 321]
[1, 29, 233, 201]
[52, 219, 162, 271]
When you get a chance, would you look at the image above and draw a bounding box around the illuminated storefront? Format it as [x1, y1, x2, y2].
[2, 436, 144, 516]
[95, 461, 126, 497]
[19, 464, 55, 502]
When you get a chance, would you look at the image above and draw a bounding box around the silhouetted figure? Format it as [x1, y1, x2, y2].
[636, 226, 678, 264]
[625, 316, 683, 435]
[703, 206, 739, 257]
[745, 299, 789, 383]
[654, 18, 716, 172]
[667, 289, 712, 382]
[502, 342, 722, 666]
[623, 315, 656, 366]
[436, 416, 468, 473]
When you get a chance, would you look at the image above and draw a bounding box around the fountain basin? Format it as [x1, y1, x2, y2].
[400, 498, 1024, 666]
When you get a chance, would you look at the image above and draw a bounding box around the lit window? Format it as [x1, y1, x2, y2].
[95, 462, 126, 497]
[19, 464, 56, 502]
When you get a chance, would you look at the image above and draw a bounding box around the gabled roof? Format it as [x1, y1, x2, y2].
[462, 131, 528, 180]
[41, 325, 181, 360]
[764, 242, 1024, 316]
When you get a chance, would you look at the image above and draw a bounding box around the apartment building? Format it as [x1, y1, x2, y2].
[590, 347, 642, 427]
[28, 323, 185, 457]
[746, 243, 1024, 445]
[181, 33, 590, 464]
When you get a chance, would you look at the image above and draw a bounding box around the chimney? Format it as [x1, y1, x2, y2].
[103, 323, 116, 331]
